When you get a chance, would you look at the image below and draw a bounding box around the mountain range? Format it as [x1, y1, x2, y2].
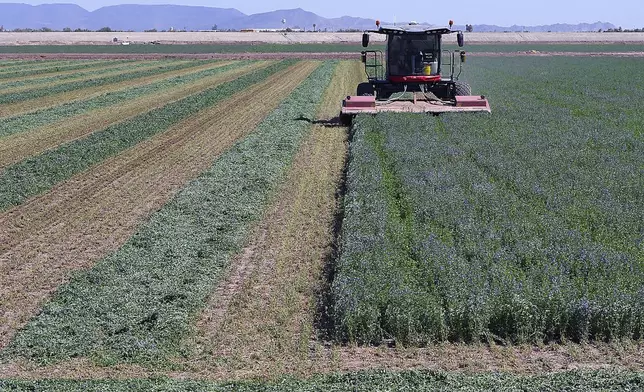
[0, 3, 616, 33]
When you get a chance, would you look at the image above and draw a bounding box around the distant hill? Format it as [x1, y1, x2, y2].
[456, 22, 616, 33]
[0, 3, 616, 33]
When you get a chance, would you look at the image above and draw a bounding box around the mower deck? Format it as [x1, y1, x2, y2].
[341, 95, 491, 115]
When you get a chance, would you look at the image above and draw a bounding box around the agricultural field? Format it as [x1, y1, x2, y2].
[0, 53, 642, 390]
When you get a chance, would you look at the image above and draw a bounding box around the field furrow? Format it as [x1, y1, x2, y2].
[0, 60, 208, 118]
[0, 61, 264, 168]
[0, 61, 318, 354]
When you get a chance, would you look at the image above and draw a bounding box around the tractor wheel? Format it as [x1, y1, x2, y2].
[357, 83, 375, 96]
[454, 81, 472, 96]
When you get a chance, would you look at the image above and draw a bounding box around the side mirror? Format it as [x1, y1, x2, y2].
[457, 31, 464, 47]
[362, 33, 370, 48]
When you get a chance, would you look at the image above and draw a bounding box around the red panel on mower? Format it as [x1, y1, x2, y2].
[455, 95, 489, 108]
[343, 95, 376, 109]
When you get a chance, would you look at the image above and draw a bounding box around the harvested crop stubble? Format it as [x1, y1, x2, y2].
[332, 57, 643, 346]
[0, 60, 243, 139]
[0, 61, 322, 360]
[0, 60, 160, 94]
[0, 60, 124, 81]
[0, 60, 205, 118]
[0, 60, 80, 74]
[0, 60, 192, 106]
[0, 61, 265, 168]
[0, 61, 292, 212]
[193, 61, 362, 370]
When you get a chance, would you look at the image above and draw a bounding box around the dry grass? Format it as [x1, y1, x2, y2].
[0, 61, 270, 168]
[0, 61, 317, 351]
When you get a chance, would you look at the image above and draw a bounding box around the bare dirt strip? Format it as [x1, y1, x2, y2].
[1, 51, 644, 61]
[0, 61, 271, 169]
[0, 60, 207, 118]
[0, 61, 319, 351]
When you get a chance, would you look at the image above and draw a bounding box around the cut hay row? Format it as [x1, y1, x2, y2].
[194, 61, 365, 373]
[1, 61, 334, 364]
[0, 60, 193, 107]
[0, 59, 125, 80]
[0, 61, 266, 168]
[0, 60, 163, 94]
[0, 60, 210, 118]
[0, 60, 90, 73]
[0, 61, 292, 211]
[0, 60, 242, 138]
[0, 61, 312, 352]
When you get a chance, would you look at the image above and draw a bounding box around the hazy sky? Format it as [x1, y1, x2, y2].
[3, 0, 642, 28]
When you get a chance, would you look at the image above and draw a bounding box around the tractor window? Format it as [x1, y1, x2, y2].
[388, 35, 439, 76]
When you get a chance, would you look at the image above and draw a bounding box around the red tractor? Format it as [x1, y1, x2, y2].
[340, 21, 490, 124]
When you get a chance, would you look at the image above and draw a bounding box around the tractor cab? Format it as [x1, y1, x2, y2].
[359, 22, 467, 100]
[340, 21, 490, 123]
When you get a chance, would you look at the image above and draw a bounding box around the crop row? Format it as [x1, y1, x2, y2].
[0, 61, 291, 211]
[0, 61, 243, 138]
[332, 57, 643, 345]
[0, 60, 202, 105]
[4, 61, 337, 364]
[0, 60, 163, 91]
[0, 59, 125, 80]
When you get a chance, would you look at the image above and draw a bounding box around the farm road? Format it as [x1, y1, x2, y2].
[0, 61, 319, 351]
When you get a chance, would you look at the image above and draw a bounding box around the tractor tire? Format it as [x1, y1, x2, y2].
[357, 83, 375, 96]
[454, 81, 472, 96]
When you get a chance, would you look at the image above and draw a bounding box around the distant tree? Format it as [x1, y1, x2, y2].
[62, 27, 72, 32]
[466, 24, 473, 32]
[212, 24, 218, 30]
[98, 26, 112, 32]
[313, 23, 316, 32]
[0, 25, 4, 32]
[598, 28, 603, 32]
[40, 27, 53, 32]
[144, 28, 157, 32]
